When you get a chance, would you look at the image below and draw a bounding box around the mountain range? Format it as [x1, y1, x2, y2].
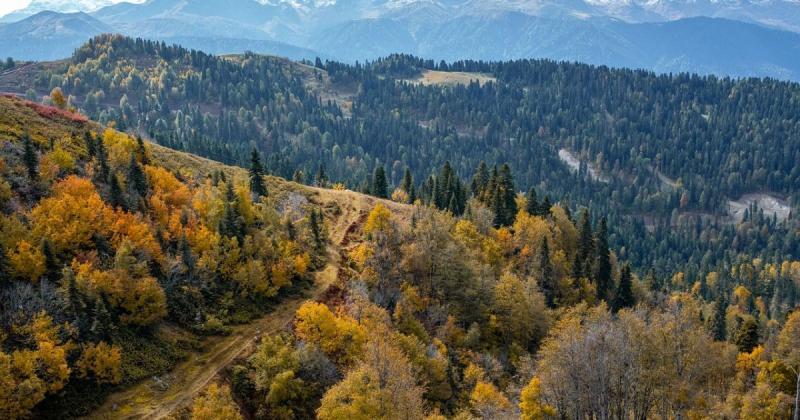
[2, 0, 800, 79]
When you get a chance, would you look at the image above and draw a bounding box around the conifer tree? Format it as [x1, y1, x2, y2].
[84, 131, 96, 157]
[219, 181, 243, 240]
[539, 237, 557, 308]
[128, 154, 148, 198]
[249, 147, 267, 197]
[612, 263, 635, 311]
[136, 135, 150, 165]
[0, 242, 8, 284]
[310, 208, 325, 252]
[525, 188, 539, 215]
[539, 195, 552, 217]
[22, 133, 38, 180]
[95, 135, 111, 183]
[734, 317, 759, 353]
[41, 239, 60, 282]
[109, 173, 126, 209]
[498, 164, 517, 225]
[575, 210, 594, 278]
[372, 165, 388, 198]
[593, 217, 612, 301]
[712, 296, 728, 341]
[316, 164, 328, 187]
[401, 168, 413, 193]
[471, 161, 489, 197]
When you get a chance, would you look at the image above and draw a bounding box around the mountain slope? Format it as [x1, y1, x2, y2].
[0, 11, 112, 61]
[3, 0, 800, 80]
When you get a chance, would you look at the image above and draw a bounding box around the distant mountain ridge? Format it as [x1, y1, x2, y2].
[2, 0, 800, 80]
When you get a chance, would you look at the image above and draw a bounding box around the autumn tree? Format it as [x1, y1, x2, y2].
[192, 383, 243, 420]
[520, 377, 556, 420]
[776, 310, 800, 420]
[50, 87, 67, 110]
[317, 339, 426, 420]
[76, 342, 122, 384]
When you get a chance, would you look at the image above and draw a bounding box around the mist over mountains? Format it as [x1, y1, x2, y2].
[2, 0, 800, 80]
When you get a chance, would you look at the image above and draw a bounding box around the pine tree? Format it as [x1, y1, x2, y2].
[471, 161, 489, 197]
[575, 210, 594, 279]
[219, 181, 243, 240]
[249, 147, 267, 198]
[22, 133, 38, 180]
[372, 165, 388, 198]
[539, 237, 557, 308]
[109, 173, 126, 209]
[41, 239, 60, 282]
[612, 264, 635, 311]
[0, 242, 8, 284]
[525, 188, 539, 215]
[497, 164, 518, 226]
[293, 169, 304, 184]
[539, 195, 552, 217]
[136, 135, 150, 165]
[310, 208, 325, 252]
[407, 183, 416, 204]
[316, 164, 328, 187]
[95, 135, 111, 183]
[734, 317, 759, 353]
[593, 217, 612, 301]
[713, 296, 728, 341]
[401, 168, 413, 193]
[285, 218, 296, 241]
[84, 131, 96, 157]
[128, 154, 149, 198]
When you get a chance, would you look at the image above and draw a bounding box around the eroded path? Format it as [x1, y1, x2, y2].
[86, 186, 410, 419]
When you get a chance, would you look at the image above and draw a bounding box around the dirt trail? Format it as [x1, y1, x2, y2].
[85, 185, 411, 419]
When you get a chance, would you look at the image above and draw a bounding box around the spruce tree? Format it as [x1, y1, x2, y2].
[713, 297, 728, 341]
[539, 195, 552, 217]
[0, 242, 8, 284]
[498, 164, 517, 225]
[95, 135, 111, 183]
[310, 208, 325, 252]
[41, 239, 60, 282]
[612, 263, 635, 311]
[575, 210, 594, 278]
[471, 161, 489, 197]
[316, 164, 328, 187]
[22, 133, 38, 180]
[109, 173, 126, 209]
[539, 237, 557, 308]
[372, 165, 388, 198]
[401, 168, 413, 193]
[249, 147, 267, 197]
[219, 181, 243, 240]
[525, 187, 539, 215]
[128, 154, 148, 198]
[84, 131, 96, 157]
[136, 135, 150, 165]
[734, 317, 759, 353]
[593, 217, 612, 301]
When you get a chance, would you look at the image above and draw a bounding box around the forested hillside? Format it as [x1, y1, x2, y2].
[0, 64, 799, 419]
[3, 35, 797, 282]
[0, 94, 327, 418]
